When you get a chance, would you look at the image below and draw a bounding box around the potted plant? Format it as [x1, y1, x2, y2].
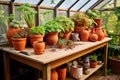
[28, 26, 45, 47]
[57, 38, 67, 49]
[11, 29, 28, 50]
[6, 14, 22, 46]
[44, 20, 63, 45]
[70, 12, 89, 33]
[55, 16, 74, 40]
[90, 54, 98, 68]
[17, 3, 37, 28]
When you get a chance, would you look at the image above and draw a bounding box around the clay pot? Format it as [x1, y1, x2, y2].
[95, 27, 104, 41]
[62, 31, 72, 40]
[102, 28, 107, 38]
[74, 26, 84, 33]
[12, 38, 27, 50]
[57, 64, 67, 80]
[70, 65, 83, 80]
[6, 28, 21, 46]
[90, 61, 97, 68]
[89, 33, 98, 42]
[33, 41, 45, 55]
[45, 32, 59, 45]
[51, 69, 58, 80]
[28, 34, 44, 47]
[79, 29, 89, 41]
[93, 18, 102, 27]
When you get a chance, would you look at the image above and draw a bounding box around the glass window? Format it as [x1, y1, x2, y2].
[0, 5, 9, 42]
[58, 11, 67, 16]
[15, 0, 40, 5]
[80, 0, 98, 11]
[94, 0, 111, 9]
[41, 0, 60, 7]
[40, 9, 53, 25]
[59, 0, 77, 9]
[71, 0, 89, 10]
[0, 0, 11, 1]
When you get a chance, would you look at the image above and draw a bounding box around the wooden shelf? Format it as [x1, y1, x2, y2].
[66, 63, 104, 80]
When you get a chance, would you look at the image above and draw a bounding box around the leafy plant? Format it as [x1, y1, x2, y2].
[58, 38, 67, 46]
[12, 29, 28, 38]
[29, 26, 45, 35]
[44, 20, 63, 34]
[17, 3, 37, 28]
[115, 6, 120, 21]
[70, 12, 89, 27]
[55, 16, 74, 32]
[90, 55, 97, 61]
[9, 20, 21, 28]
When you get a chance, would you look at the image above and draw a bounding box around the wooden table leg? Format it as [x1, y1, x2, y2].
[42, 64, 51, 80]
[103, 43, 108, 76]
[3, 53, 10, 80]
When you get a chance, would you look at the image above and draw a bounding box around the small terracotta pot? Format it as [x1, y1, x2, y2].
[93, 18, 102, 27]
[79, 29, 89, 41]
[90, 61, 97, 68]
[45, 32, 59, 45]
[12, 38, 27, 50]
[33, 41, 45, 55]
[95, 27, 104, 41]
[89, 33, 98, 42]
[6, 27, 21, 46]
[28, 34, 44, 47]
[62, 31, 72, 40]
[51, 69, 58, 80]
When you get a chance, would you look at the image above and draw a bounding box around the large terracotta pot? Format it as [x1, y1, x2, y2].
[6, 28, 21, 46]
[33, 41, 45, 55]
[93, 18, 102, 27]
[12, 38, 27, 50]
[95, 27, 104, 41]
[51, 69, 58, 80]
[62, 31, 72, 40]
[74, 26, 84, 33]
[28, 34, 44, 47]
[45, 32, 59, 45]
[79, 29, 89, 41]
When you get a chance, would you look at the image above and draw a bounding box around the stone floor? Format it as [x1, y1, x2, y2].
[87, 71, 120, 80]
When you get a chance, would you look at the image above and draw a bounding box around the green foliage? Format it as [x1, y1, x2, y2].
[55, 16, 74, 32]
[115, 6, 120, 21]
[9, 20, 21, 28]
[70, 12, 89, 27]
[44, 20, 64, 34]
[90, 55, 97, 61]
[17, 3, 37, 28]
[86, 9, 101, 18]
[29, 26, 45, 35]
[58, 38, 67, 46]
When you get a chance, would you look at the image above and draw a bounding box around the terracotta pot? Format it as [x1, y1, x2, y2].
[62, 31, 71, 40]
[45, 32, 59, 45]
[93, 18, 102, 27]
[109, 57, 120, 74]
[6, 27, 21, 46]
[74, 26, 84, 33]
[12, 38, 27, 50]
[90, 61, 97, 68]
[79, 29, 89, 41]
[57, 64, 67, 80]
[51, 69, 58, 80]
[28, 34, 44, 47]
[102, 28, 107, 38]
[33, 41, 45, 55]
[89, 33, 98, 42]
[70, 65, 83, 80]
[95, 27, 104, 41]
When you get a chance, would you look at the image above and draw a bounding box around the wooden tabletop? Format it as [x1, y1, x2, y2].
[0, 37, 112, 64]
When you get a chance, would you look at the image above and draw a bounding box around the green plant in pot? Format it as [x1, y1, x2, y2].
[28, 26, 45, 47]
[90, 54, 97, 68]
[17, 3, 37, 28]
[70, 12, 89, 33]
[58, 38, 67, 49]
[11, 29, 28, 50]
[44, 20, 63, 45]
[55, 16, 74, 40]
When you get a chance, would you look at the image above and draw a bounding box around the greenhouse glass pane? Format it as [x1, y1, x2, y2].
[59, 0, 77, 9]
[71, 0, 89, 10]
[95, 0, 111, 9]
[40, 9, 53, 25]
[80, 0, 98, 11]
[41, 0, 60, 7]
[0, 0, 10, 1]
[15, 0, 40, 5]
[58, 11, 67, 16]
